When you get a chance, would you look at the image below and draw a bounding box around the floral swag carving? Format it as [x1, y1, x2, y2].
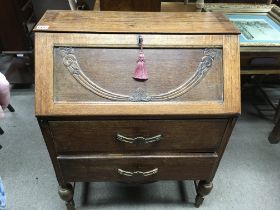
[59, 47, 217, 102]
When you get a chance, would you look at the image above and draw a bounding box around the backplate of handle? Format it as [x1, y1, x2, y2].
[116, 134, 162, 144]
[118, 168, 158, 177]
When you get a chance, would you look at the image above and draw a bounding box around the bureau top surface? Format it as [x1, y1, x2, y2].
[34, 10, 239, 34]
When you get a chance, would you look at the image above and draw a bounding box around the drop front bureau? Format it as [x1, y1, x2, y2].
[35, 11, 240, 209]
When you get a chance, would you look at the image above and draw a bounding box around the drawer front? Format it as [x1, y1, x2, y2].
[49, 119, 228, 154]
[58, 154, 218, 182]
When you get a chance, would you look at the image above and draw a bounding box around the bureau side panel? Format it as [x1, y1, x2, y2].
[208, 117, 238, 181]
[37, 119, 65, 185]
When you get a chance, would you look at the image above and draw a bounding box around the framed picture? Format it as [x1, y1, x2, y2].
[203, 3, 280, 48]
[204, 3, 280, 74]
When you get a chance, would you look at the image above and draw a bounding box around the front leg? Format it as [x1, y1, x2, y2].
[268, 117, 280, 144]
[58, 183, 75, 210]
[195, 180, 213, 207]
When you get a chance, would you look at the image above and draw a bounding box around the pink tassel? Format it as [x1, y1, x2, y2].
[133, 51, 148, 80]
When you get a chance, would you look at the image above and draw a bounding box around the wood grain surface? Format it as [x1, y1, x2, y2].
[49, 119, 228, 154]
[34, 10, 240, 34]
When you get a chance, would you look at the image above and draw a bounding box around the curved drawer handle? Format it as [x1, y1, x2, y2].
[118, 168, 158, 177]
[116, 134, 162, 144]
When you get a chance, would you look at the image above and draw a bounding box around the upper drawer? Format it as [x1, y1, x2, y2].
[49, 119, 228, 154]
[35, 33, 240, 116]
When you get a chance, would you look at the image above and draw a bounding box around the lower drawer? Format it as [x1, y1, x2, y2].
[58, 153, 218, 182]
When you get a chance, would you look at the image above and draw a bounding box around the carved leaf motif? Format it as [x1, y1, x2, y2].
[129, 88, 151, 102]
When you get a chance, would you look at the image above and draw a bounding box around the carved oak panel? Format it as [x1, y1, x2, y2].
[54, 47, 223, 102]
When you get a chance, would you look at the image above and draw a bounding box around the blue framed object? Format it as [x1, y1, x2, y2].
[226, 14, 280, 44]
[0, 177, 6, 210]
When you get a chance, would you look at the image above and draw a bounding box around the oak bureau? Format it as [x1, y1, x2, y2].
[34, 11, 240, 209]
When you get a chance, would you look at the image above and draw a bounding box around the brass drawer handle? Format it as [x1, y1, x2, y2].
[118, 168, 158, 177]
[116, 134, 162, 144]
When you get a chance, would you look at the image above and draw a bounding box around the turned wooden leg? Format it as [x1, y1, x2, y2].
[268, 117, 280, 144]
[269, 101, 280, 144]
[58, 183, 75, 210]
[195, 180, 213, 207]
